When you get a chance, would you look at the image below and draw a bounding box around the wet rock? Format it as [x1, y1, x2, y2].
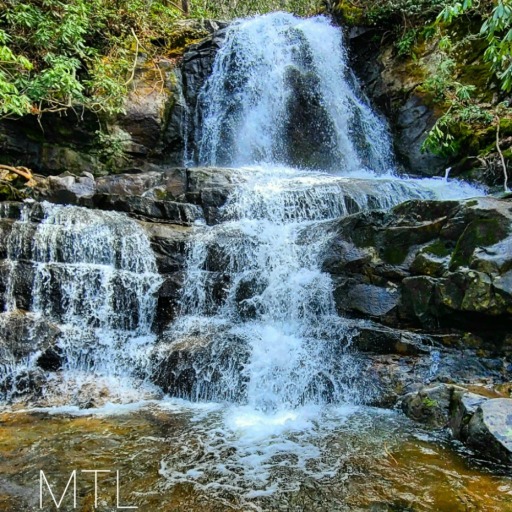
[151, 330, 249, 401]
[0, 311, 62, 369]
[139, 222, 191, 273]
[466, 398, 512, 464]
[94, 194, 203, 224]
[450, 389, 488, 440]
[181, 25, 229, 159]
[0, 261, 35, 312]
[154, 272, 185, 332]
[402, 384, 456, 427]
[353, 324, 430, 356]
[347, 29, 449, 176]
[340, 283, 399, 318]
[323, 197, 512, 347]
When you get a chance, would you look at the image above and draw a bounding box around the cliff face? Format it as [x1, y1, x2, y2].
[345, 26, 449, 176]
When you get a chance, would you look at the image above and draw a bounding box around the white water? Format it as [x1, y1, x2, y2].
[0, 202, 162, 403]
[194, 13, 394, 171]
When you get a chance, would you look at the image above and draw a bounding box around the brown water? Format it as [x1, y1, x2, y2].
[0, 403, 511, 512]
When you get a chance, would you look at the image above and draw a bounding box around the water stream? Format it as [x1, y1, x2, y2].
[0, 12, 507, 512]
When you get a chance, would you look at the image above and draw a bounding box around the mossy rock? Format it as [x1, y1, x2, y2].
[165, 22, 210, 57]
[334, 1, 366, 25]
[450, 218, 509, 270]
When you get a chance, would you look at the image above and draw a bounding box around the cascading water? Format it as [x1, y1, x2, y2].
[166, 13, 483, 410]
[0, 12, 492, 507]
[193, 13, 394, 171]
[0, 202, 162, 403]
[155, 14, 485, 497]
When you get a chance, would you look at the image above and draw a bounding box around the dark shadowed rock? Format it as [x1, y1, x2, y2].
[450, 389, 489, 441]
[322, 197, 512, 346]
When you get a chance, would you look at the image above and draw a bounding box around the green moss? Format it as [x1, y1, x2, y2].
[422, 240, 452, 257]
[165, 25, 209, 57]
[334, 1, 365, 25]
[382, 244, 409, 265]
[0, 182, 25, 201]
[450, 218, 508, 270]
[500, 117, 512, 135]
[422, 397, 439, 408]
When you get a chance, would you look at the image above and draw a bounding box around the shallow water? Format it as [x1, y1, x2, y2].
[1, 403, 510, 512]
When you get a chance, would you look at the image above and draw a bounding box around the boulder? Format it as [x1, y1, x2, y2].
[450, 389, 489, 440]
[352, 324, 430, 356]
[151, 329, 249, 402]
[322, 197, 512, 348]
[466, 398, 512, 464]
[401, 384, 456, 427]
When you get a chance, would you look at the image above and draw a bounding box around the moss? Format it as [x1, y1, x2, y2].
[422, 240, 452, 258]
[165, 24, 209, 57]
[450, 218, 508, 270]
[0, 182, 25, 201]
[422, 397, 439, 408]
[500, 117, 512, 135]
[334, 1, 366, 26]
[382, 244, 409, 265]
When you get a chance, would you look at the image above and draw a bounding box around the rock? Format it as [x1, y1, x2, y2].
[96, 168, 187, 200]
[0, 261, 35, 312]
[466, 398, 512, 464]
[181, 26, 228, 159]
[151, 329, 249, 401]
[154, 272, 185, 332]
[322, 197, 512, 348]
[346, 28, 449, 176]
[344, 283, 399, 318]
[139, 222, 191, 274]
[0, 312, 62, 374]
[94, 194, 203, 224]
[450, 389, 488, 440]
[352, 324, 430, 356]
[402, 384, 456, 427]
[41, 172, 96, 204]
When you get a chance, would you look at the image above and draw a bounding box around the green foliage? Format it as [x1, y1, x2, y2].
[0, 0, 184, 119]
[0, 0, 322, 119]
[396, 28, 419, 57]
[421, 50, 496, 157]
[95, 130, 130, 171]
[336, 0, 447, 27]
[438, 0, 512, 92]
[189, 0, 321, 19]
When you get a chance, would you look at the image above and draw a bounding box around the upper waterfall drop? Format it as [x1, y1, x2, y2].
[193, 13, 394, 172]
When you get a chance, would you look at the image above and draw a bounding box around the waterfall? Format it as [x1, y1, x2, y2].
[163, 13, 483, 411]
[0, 202, 162, 402]
[194, 13, 394, 171]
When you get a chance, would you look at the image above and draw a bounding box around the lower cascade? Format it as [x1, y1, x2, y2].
[1, 10, 510, 511]
[0, 202, 162, 402]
